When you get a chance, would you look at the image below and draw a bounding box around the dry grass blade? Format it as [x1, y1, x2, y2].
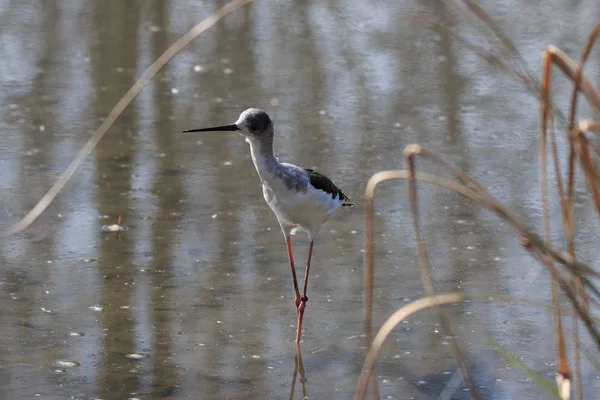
[420, 6, 599, 132]
[456, 0, 537, 91]
[574, 133, 600, 223]
[362, 163, 600, 351]
[0, 0, 255, 238]
[404, 145, 481, 400]
[539, 47, 571, 396]
[575, 120, 600, 157]
[406, 145, 489, 196]
[545, 46, 600, 112]
[568, 22, 600, 125]
[362, 171, 421, 400]
[457, 1, 514, 53]
[563, 23, 600, 400]
[355, 293, 466, 400]
[488, 338, 561, 399]
[405, 15, 600, 398]
[413, 17, 536, 96]
[355, 294, 554, 400]
[363, 167, 600, 398]
[581, 343, 600, 370]
[363, 169, 485, 398]
[563, 24, 600, 260]
[561, 30, 600, 230]
[400, 145, 600, 283]
[578, 119, 600, 133]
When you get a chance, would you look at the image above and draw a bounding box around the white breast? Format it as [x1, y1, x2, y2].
[248, 140, 344, 238]
[262, 174, 344, 237]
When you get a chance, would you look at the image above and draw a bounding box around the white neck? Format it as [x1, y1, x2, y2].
[246, 137, 280, 181]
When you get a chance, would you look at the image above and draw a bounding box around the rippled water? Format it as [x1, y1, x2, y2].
[1, 1, 600, 399]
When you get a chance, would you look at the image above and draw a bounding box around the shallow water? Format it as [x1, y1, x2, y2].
[1, 1, 600, 399]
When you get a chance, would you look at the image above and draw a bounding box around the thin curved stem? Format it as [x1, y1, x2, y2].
[1, 0, 255, 237]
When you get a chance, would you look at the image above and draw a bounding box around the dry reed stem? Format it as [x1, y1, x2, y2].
[362, 171, 410, 399]
[574, 122, 600, 158]
[419, 10, 600, 397]
[562, 24, 600, 274]
[573, 133, 600, 227]
[416, 0, 546, 102]
[0, 0, 255, 237]
[355, 294, 466, 400]
[362, 165, 600, 352]
[414, 17, 536, 96]
[564, 23, 600, 400]
[526, 25, 600, 398]
[565, 29, 600, 232]
[362, 166, 600, 397]
[568, 23, 600, 126]
[457, 0, 537, 90]
[355, 293, 550, 400]
[540, 47, 571, 395]
[545, 46, 600, 112]
[418, 11, 598, 129]
[399, 145, 600, 283]
[574, 120, 600, 162]
[404, 146, 481, 400]
[578, 119, 600, 133]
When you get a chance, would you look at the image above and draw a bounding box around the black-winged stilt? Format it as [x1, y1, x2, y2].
[184, 108, 353, 342]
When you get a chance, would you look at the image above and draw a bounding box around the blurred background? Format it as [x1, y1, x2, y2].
[1, 0, 599, 398]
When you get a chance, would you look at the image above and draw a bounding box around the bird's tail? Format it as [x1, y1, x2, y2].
[340, 191, 354, 207]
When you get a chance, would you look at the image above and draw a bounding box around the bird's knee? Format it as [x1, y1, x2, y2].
[298, 301, 306, 314]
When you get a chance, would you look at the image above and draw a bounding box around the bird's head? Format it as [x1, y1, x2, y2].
[184, 108, 274, 141]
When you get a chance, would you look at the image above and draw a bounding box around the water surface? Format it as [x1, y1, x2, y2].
[1, 1, 600, 399]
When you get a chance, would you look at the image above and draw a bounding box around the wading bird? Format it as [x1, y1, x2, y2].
[184, 108, 353, 342]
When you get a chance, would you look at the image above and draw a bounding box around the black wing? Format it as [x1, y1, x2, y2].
[303, 168, 353, 206]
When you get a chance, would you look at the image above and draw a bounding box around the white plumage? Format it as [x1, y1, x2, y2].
[257, 161, 346, 239]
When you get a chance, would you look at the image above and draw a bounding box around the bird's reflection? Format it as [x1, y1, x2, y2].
[288, 343, 307, 400]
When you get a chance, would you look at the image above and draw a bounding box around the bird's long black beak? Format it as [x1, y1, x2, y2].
[183, 123, 239, 133]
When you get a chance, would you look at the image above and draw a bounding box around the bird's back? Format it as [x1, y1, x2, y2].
[260, 163, 348, 236]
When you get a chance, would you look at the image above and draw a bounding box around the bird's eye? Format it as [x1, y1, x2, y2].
[248, 124, 258, 133]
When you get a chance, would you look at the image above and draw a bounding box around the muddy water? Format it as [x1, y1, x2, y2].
[1, 1, 600, 399]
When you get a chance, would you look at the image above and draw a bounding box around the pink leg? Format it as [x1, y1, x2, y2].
[296, 240, 314, 343]
[285, 235, 301, 310]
